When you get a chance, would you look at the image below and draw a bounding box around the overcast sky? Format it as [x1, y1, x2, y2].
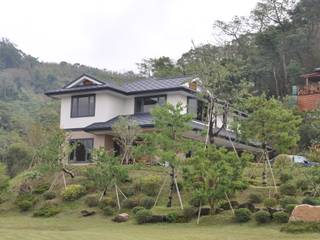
[0, 0, 258, 72]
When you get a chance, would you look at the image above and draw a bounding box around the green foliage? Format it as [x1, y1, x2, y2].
[280, 196, 298, 208]
[248, 193, 263, 204]
[3, 143, 33, 177]
[234, 208, 251, 223]
[167, 212, 178, 223]
[87, 149, 128, 192]
[85, 195, 99, 207]
[264, 198, 277, 208]
[102, 206, 114, 216]
[33, 202, 60, 217]
[141, 197, 155, 209]
[303, 167, 320, 196]
[280, 182, 297, 196]
[135, 209, 152, 224]
[254, 210, 271, 224]
[99, 197, 116, 209]
[281, 221, 320, 233]
[189, 196, 201, 208]
[137, 175, 161, 196]
[296, 178, 309, 191]
[302, 197, 320, 206]
[62, 184, 86, 201]
[183, 143, 250, 212]
[33, 183, 50, 194]
[0, 163, 9, 193]
[43, 191, 56, 200]
[280, 172, 293, 184]
[237, 96, 302, 153]
[273, 211, 289, 223]
[299, 109, 320, 149]
[132, 206, 145, 215]
[15, 194, 37, 211]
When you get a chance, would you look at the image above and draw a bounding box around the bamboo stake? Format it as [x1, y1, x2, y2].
[265, 151, 278, 193]
[62, 172, 67, 189]
[174, 177, 184, 210]
[117, 186, 128, 200]
[115, 183, 121, 210]
[153, 176, 168, 209]
[225, 192, 234, 215]
[197, 202, 202, 225]
[49, 173, 59, 192]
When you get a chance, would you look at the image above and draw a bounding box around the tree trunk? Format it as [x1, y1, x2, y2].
[167, 166, 175, 208]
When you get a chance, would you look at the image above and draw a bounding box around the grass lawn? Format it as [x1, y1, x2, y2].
[0, 213, 318, 240]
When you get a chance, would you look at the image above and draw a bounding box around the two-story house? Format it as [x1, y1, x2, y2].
[46, 74, 259, 163]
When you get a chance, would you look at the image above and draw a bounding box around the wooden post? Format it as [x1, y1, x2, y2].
[265, 150, 278, 193]
[62, 172, 67, 189]
[197, 202, 202, 225]
[117, 186, 128, 200]
[225, 192, 234, 215]
[115, 184, 121, 210]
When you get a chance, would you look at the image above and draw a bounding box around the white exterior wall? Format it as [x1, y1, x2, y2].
[167, 93, 188, 113]
[60, 92, 130, 129]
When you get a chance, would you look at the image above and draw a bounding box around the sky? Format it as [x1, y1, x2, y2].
[0, 0, 259, 72]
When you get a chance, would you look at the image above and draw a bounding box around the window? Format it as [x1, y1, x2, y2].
[69, 138, 93, 162]
[187, 97, 207, 122]
[134, 95, 166, 113]
[71, 94, 95, 118]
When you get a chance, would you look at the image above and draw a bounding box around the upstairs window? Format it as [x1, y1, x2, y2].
[71, 94, 95, 118]
[135, 95, 166, 113]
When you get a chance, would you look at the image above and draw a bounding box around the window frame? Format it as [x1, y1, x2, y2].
[134, 94, 167, 113]
[69, 138, 94, 163]
[187, 96, 207, 122]
[70, 94, 96, 118]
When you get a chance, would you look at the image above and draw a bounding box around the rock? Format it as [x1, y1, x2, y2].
[265, 207, 284, 216]
[148, 215, 167, 223]
[290, 204, 320, 222]
[81, 210, 96, 217]
[113, 213, 129, 222]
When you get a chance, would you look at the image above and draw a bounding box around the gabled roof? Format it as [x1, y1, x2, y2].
[45, 75, 197, 96]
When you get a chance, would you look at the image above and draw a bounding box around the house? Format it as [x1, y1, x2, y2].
[295, 68, 320, 111]
[45, 74, 259, 163]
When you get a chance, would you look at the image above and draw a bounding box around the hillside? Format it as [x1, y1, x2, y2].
[0, 39, 140, 151]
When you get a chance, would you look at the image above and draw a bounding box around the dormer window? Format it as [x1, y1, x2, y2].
[71, 94, 95, 118]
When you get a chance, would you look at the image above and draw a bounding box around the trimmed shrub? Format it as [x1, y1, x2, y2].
[33, 203, 60, 217]
[62, 184, 86, 201]
[99, 197, 117, 208]
[132, 206, 145, 215]
[15, 194, 36, 212]
[264, 198, 277, 208]
[141, 197, 155, 209]
[167, 212, 178, 223]
[285, 204, 297, 214]
[122, 186, 135, 197]
[33, 183, 50, 194]
[85, 196, 99, 207]
[122, 197, 140, 209]
[81, 180, 96, 193]
[135, 209, 152, 224]
[182, 207, 196, 222]
[280, 183, 297, 196]
[234, 208, 251, 223]
[254, 210, 271, 224]
[273, 211, 289, 223]
[43, 191, 56, 200]
[138, 176, 161, 196]
[302, 197, 320, 206]
[280, 221, 320, 233]
[102, 206, 114, 216]
[248, 193, 263, 204]
[279, 173, 293, 184]
[279, 196, 298, 208]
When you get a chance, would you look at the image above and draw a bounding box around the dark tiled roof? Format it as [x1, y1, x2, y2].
[45, 75, 195, 96]
[84, 113, 154, 131]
